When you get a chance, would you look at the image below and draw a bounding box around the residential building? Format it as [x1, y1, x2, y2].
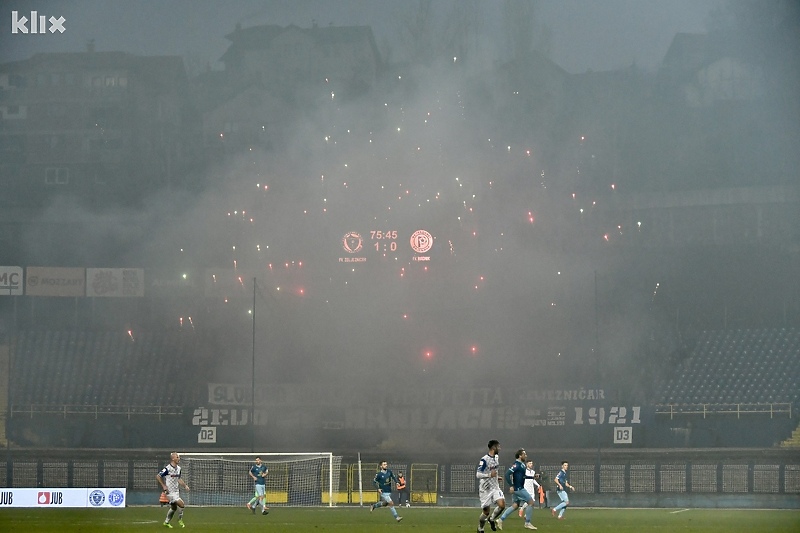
[196, 23, 382, 155]
[0, 49, 200, 209]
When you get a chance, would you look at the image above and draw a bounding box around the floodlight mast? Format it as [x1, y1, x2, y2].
[251, 277, 256, 453]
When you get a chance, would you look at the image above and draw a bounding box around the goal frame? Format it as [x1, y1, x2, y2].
[179, 452, 339, 507]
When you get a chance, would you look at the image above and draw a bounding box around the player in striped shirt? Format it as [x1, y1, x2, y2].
[476, 439, 505, 532]
[157, 452, 190, 528]
[519, 460, 540, 517]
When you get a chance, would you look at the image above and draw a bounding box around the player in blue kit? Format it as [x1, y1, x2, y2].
[552, 461, 574, 520]
[497, 449, 537, 530]
[246, 456, 269, 515]
[370, 460, 403, 522]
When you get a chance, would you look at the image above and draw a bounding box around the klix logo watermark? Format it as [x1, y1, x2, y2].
[11, 10, 66, 34]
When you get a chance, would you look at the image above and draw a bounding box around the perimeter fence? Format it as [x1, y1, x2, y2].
[1, 448, 798, 508]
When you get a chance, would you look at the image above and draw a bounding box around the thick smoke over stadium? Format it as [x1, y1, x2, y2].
[20, 64, 629, 390]
[1, 0, 798, 456]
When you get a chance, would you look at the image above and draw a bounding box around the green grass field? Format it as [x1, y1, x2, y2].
[0, 506, 798, 532]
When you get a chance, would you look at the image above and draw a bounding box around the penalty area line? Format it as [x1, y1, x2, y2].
[670, 508, 691, 514]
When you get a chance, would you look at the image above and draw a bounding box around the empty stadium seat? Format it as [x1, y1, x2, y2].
[654, 328, 800, 407]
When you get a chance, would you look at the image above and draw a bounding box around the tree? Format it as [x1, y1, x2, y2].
[501, 0, 551, 61]
[398, 0, 484, 68]
[706, 0, 800, 181]
[400, 0, 436, 65]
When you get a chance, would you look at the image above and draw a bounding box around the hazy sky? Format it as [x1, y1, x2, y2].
[1, 0, 720, 72]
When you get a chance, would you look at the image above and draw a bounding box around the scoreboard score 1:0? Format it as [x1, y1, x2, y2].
[339, 229, 433, 263]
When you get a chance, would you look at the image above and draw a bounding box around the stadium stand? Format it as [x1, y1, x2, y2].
[9, 329, 201, 409]
[655, 327, 800, 408]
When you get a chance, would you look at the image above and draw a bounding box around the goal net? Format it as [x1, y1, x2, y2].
[179, 452, 343, 507]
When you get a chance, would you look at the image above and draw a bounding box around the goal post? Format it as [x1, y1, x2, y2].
[179, 452, 342, 507]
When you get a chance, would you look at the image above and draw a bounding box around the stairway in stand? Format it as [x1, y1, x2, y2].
[0, 344, 9, 447]
[778, 422, 800, 448]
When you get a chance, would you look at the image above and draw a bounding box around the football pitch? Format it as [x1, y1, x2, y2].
[0, 506, 798, 532]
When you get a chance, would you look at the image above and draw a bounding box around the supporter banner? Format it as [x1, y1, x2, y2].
[190, 405, 644, 430]
[207, 383, 609, 407]
[86, 268, 144, 297]
[199, 384, 643, 431]
[25, 267, 84, 297]
[0, 266, 23, 295]
[200, 384, 643, 432]
[0, 488, 126, 508]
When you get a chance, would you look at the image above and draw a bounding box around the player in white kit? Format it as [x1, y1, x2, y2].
[519, 459, 540, 517]
[157, 452, 190, 528]
[476, 439, 505, 532]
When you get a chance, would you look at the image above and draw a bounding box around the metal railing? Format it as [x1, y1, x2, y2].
[8, 404, 184, 420]
[655, 402, 792, 419]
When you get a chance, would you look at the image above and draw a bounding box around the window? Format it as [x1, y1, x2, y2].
[45, 103, 66, 117]
[45, 167, 69, 185]
[0, 135, 24, 152]
[90, 107, 121, 129]
[1, 105, 26, 120]
[45, 135, 63, 149]
[89, 137, 122, 150]
[9, 74, 26, 87]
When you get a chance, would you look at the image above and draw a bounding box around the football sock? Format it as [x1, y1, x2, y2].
[500, 505, 514, 520]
